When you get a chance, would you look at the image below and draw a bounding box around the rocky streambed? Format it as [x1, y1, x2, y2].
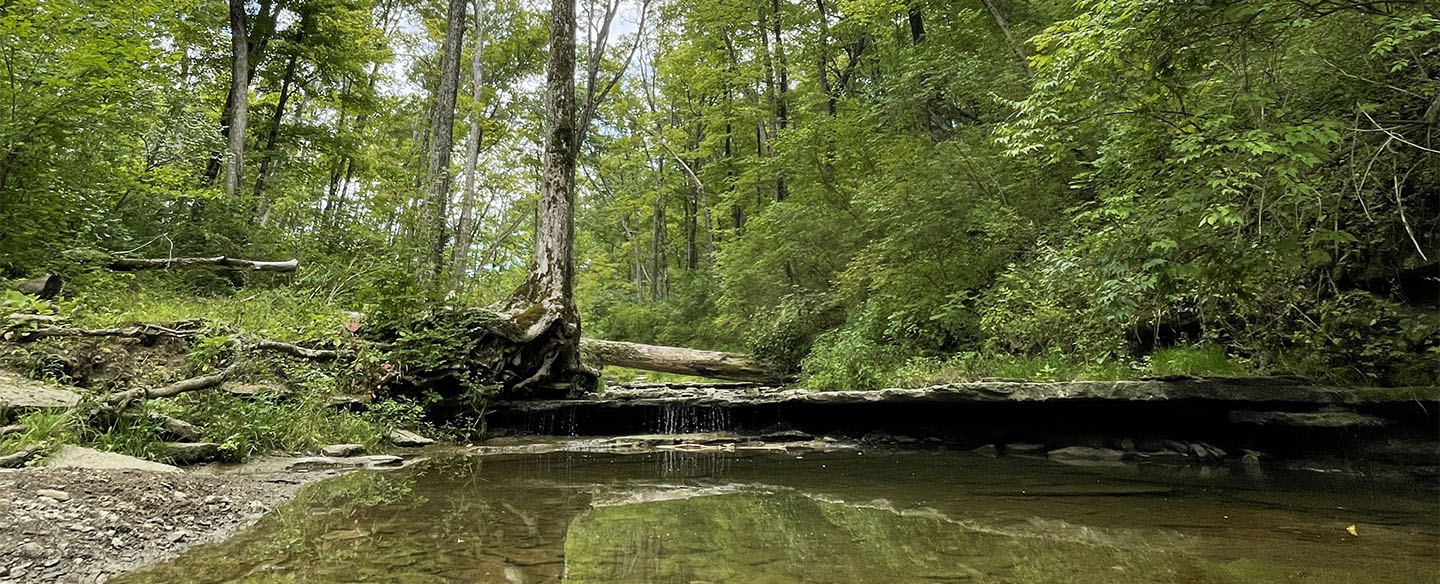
[486, 377, 1440, 477]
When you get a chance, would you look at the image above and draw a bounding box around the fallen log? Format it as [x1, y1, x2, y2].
[14, 274, 62, 299]
[104, 256, 299, 272]
[2, 320, 794, 386]
[579, 338, 794, 385]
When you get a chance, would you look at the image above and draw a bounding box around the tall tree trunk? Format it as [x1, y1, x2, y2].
[684, 186, 698, 271]
[489, 0, 592, 396]
[223, 0, 250, 197]
[908, 5, 926, 44]
[450, 0, 488, 291]
[420, 0, 469, 285]
[650, 159, 669, 300]
[816, 0, 834, 117]
[205, 0, 278, 186]
[252, 17, 307, 206]
[767, 0, 789, 202]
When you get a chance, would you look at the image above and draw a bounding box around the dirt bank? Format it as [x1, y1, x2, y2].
[0, 467, 320, 583]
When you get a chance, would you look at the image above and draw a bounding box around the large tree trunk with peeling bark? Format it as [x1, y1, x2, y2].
[498, 0, 591, 394]
[580, 339, 793, 384]
[390, 0, 593, 402]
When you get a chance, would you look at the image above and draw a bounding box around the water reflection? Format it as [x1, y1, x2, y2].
[117, 449, 1440, 583]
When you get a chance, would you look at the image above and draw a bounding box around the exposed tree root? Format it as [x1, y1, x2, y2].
[2, 316, 791, 410]
[104, 364, 242, 408]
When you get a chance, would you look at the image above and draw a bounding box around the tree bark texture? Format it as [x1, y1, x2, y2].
[405, 0, 595, 400]
[449, 0, 488, 291]
[223, 0, 250, 197]
[420, 0, 469, 285]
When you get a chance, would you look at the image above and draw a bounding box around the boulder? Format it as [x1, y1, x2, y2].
[47, 446, 181, 473]
[320, 443, 365, 457]
[163, 442, 221, 465]
[386, 428, 435, 447]
[15, 274, 62, 299]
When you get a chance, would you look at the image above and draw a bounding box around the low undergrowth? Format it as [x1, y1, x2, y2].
[0, 274, 444, 465]
[804, 344, 1261, 390]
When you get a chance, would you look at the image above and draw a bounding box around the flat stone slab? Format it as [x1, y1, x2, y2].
[495, 378, 1440, 412]
[285, 455, 403, 471]
[47, 446, 182, 473]
[0, 372, 81, 410]
[320, 443, 365, 457]
[1229, 408, 1392, 428]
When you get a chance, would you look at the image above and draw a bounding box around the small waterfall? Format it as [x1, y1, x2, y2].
[653, 405, 733, 434]
[525, 407, 579, 436]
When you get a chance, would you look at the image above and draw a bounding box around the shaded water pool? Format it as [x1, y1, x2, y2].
[117, 447, 1440, 583]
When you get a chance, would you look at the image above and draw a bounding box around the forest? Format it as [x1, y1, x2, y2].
[1, 0, 1437, 416]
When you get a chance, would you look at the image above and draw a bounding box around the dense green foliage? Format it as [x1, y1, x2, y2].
[1, 0, 1436, 390]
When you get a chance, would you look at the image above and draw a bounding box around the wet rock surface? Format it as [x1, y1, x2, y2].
[0, 468, 311, 583]
[284, 454, 404, 471]
[386, 428, 435, 447]
[498, 378, 1440, 410]
[320, 443, 365, 457]
[47, 446, 182, 473]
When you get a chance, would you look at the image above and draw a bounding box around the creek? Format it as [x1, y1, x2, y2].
[116, 443, 1439, 583]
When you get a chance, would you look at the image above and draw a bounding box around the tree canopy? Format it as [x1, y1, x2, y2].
[1, 0, 1435, 388]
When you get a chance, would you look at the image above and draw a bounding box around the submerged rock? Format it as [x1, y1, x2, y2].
[286, 455, 402, 471]
[320, 444, 365, 457]
[1047, 446, 1127, 464]
[759, 429, 813, 442]
[1005, 443, 1047, 457]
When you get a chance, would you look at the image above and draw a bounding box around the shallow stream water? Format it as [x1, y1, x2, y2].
[117, 446, 1439, 583]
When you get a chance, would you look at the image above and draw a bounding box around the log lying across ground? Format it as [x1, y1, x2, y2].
[579, 338, 794, 385]
[1, 318, 793, 386]
[104, 256, 299, 272]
